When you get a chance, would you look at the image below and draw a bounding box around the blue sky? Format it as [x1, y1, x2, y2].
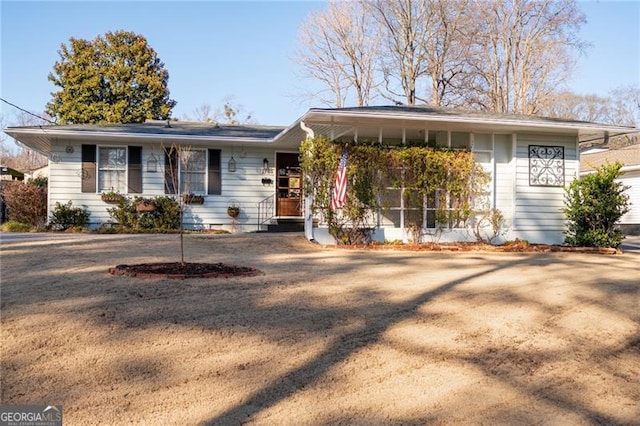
[1, 0, 638, 126]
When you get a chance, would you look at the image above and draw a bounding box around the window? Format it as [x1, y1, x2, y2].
[98, 147, 126, 192]
[82, 145, 142, 193]
[179, 149, 206, 194]
[164, 148, 221, 195]
[451, 132, 471, 149]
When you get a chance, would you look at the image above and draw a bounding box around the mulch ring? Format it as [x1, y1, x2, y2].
[109, 262, 263, 279]
[336, 241, 621, 254]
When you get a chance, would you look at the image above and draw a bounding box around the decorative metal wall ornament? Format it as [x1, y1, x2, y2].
[49, 153, 61, 163]
[76, 169, 90, 180]
[529, 145, 564, 186]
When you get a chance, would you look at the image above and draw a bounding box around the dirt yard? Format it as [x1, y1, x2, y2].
[1, 233, 638, 425]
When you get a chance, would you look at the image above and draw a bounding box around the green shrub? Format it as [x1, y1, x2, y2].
[27, 176, 48, 187]
[149, 196, 181, 230]
[563, 162, 630, 248]
[107, 195, 181, 231]
[106, 197, 137, 230]
[1, 221, 32, 232]
[49, 201, 90, 231]
[1, 181, 47, 227]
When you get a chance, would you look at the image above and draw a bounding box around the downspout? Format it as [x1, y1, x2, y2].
[300, 121, 315, 241]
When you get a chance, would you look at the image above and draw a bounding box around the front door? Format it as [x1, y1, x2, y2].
[276, 153, 302, 216]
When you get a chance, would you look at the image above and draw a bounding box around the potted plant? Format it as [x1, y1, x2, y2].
[101, 190, 124, 204]
[136, 198, 156, 212]
[183, 193, 205, 204]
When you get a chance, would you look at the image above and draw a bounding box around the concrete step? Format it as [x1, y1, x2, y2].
[266, 218, 305, 233]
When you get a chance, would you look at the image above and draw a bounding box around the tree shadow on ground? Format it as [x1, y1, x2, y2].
[1, 233, 638, 424]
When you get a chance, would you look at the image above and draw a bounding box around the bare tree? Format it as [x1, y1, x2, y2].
[190, 103, 215, 122]
[296, 0, 588, 113]
[538, 92, 611, 123]
[369, 0, 435, 105]
[296, 0, 380, 107]
[538, 86, 640, 148]
[539, 86, 639, 127]
[1, 111, 49, 171]
[464, 0, 587, 114]
[163, 142, 202, 264]
[423, 0, 473, 107]
[183, 97, 255, 124]
[606, 85, 640, 127]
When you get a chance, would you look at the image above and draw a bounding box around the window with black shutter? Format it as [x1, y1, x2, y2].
[208, 149, 221, 195]
[164, 147, 178, 194]
[81, 144, 96, 193]
[128, 146, 142, 193]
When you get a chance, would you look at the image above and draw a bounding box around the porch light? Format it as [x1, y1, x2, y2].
[147, 153, 158, 173]
[228, 156, 237, 173]
[262, 158, 269, 174]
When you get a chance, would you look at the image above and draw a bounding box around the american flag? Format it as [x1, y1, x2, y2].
[331, 147, 348, 210]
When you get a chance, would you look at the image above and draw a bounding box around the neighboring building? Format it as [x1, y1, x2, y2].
[581, 144, 640, 235]
[0, 165, 24, 181]
[0, 165, 25, 223]
[24, 164, 49, 181]
[4, 106, 637, 244]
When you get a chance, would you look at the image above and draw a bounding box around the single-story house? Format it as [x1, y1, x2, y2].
[4, 106, 638, 244]
[580, 144, 640, 235]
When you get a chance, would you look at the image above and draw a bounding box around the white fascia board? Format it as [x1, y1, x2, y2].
[5, 127, 277, 145]
[302, 110, 638, 134]
[621, 165, 640, 173]
[581, 165, 640, 175]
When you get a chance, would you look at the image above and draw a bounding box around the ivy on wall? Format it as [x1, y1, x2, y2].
[300, 136, 490, 244]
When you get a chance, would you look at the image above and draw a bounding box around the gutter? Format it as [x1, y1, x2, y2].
[580, 164, 640, 175]
[4, 127, 277, 144]
[304, 109, 639, 135]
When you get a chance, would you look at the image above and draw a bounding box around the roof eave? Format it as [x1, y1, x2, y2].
[3, 127, 279, 154]
[303, 109, 638, 134]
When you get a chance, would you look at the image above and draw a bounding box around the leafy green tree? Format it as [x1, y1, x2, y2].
[563, 162, 630, 248]
[46, 30, 176, 124]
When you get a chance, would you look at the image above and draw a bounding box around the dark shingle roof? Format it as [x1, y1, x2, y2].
[16, 120, 286, 140]
[311, 105, 622, 128]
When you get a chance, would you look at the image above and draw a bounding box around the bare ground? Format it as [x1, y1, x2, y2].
[1, 232, 638, 425]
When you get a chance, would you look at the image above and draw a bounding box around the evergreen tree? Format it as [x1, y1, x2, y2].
[46, 30, 176, 124]
[563, 162, 630, 248]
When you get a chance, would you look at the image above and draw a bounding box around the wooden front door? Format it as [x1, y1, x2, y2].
[276, 153, 302, 217]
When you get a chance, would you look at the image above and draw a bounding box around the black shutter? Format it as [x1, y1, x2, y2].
[208, 149, 221, 195]
[164, 148, 178, 194]
[81, 144, 96, 193]
[128, 146, 142, 193]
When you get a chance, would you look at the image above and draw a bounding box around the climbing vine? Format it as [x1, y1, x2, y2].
[300, 136, 490, 244]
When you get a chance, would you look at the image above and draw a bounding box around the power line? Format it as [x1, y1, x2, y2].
[0, 97, 57, 125]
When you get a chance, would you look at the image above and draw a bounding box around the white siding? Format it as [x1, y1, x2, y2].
[513, 134, 578, 242]
[493, 134, 514, 227]
[48, 139, 280, 232]
[620, 171, 640, 225]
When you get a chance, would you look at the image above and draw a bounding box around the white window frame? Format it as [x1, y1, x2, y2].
[179, 148, 207, 195]
[97, 145, 127, 193]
